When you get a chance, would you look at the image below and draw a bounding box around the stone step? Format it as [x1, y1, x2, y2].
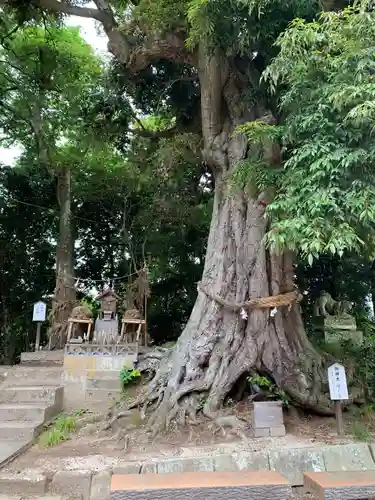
[0, 470, 47, 496]
[2, 367, 62, 386]
[20, 350, 64, 366]
[110, 471, 291, 499]
[0, 421, 44, 441]
[0, 440, 31, 468]
[0, 386, 63, 406]
[0, 403, 56, 422]
[304, 471, 375, 499]
[0, 497, 66, 499]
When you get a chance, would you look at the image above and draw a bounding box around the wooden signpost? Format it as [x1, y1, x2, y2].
[32, 301, 47, 351]
[328, 362, 348, 435]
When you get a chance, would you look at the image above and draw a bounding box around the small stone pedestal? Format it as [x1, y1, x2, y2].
[324, 314, 363, 345]
[252, 401, 286, 437]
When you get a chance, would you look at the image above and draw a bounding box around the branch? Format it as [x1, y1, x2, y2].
[0, 0, 110, 23]
[128, 34, 195, 73]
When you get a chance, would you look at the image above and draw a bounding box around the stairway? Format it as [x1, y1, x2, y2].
[0, 366, 63, 468]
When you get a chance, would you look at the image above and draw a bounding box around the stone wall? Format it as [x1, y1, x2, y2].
[1, 443, 375, 499]
[63, 352, 135, 411]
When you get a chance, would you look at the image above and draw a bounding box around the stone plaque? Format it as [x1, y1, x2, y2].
[325, 314, 356, 331]
[325, 328, 363, 345]
[252, 401, 284, 429]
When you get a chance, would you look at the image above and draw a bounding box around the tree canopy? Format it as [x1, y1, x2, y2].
[262, 2, 375, 261]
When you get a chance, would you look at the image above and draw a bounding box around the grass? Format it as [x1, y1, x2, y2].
[38, 413, 77, 449]
[351, 421, 372, 442]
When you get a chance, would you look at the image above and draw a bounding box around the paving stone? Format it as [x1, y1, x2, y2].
[322, 443, 375, 472]
[140, 462, 158, 473]
[90, 471, 111, 500]
[113, 462, 141, 475]
[254, 427, 270, 437]
[269, 447, 325, 486]
[0, 469, 47, 496]
[252, 401, 284, 429]
[51, 470, 92, 500]
[156, 456, 214, 474]
[270, 425, 286, 437]
[213, 454, 238, 472]
[233, 451, 270, 471]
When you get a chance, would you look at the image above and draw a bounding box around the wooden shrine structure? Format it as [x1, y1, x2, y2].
[64, 268, 150, 357]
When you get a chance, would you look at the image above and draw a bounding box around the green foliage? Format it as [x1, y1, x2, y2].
[261, 2, 375, 260]
[248, 374, 290, 406]
[233, 121, 284, 193]
[351, 420, 371, 442]
[38, 428, 67, 448]
[79, 298, 99, 317]
[120, 365, 141, 388]
[38, 413, 77, 448]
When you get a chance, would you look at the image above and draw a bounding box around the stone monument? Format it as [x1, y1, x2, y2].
[313, 291, 363, 345]
[252, 401, 286, 437]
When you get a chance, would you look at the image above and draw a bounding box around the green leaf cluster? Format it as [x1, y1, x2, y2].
[262, 2, 375, 260]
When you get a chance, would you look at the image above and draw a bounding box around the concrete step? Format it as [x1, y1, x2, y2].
[0, 470, 47, 496]
[0, 403, 56, 422]
[20, 350, 64, 366]
[0, 386, 63, 406]
[2, 367, 62, 386]
[0, 421, 43, 441]
[0, 440, 31, 468]
[110, 471, 291, 499]
[0, 497, 66, 499]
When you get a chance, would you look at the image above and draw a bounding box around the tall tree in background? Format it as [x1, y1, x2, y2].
[0, 161, 56, 361]
[0, 21, 101, 346]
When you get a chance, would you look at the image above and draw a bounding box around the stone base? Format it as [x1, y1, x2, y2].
[324, 329, 363, 345]
[254, 425, 286, 438]
[20, 350, 64, 366]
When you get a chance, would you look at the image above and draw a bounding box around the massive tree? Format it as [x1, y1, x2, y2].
[2, 0, 358, 429]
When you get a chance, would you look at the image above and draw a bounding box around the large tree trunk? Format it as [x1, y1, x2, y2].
[49, 167, 76, 349]
[142, 47, 329, 433]
[146, 175, 329, 432]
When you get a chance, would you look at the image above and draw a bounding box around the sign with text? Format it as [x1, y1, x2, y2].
[328, 363, 348, 401]
[32, 301, 47, 322]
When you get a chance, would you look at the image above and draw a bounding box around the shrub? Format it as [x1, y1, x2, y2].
[120, 365, 141, 390]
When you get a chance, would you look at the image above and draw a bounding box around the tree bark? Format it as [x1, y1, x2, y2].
[142, 47, 330, 433]
[145, 174, 329, 432]
[49, 166, 76, 349]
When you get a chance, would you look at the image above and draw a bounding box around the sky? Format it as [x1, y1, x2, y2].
[0, 4, 108, 165]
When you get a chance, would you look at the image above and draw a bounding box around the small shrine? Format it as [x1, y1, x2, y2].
[96, 289, 120, 321]
[65, 267, 150, 354]
[94, 289, 120, 344]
